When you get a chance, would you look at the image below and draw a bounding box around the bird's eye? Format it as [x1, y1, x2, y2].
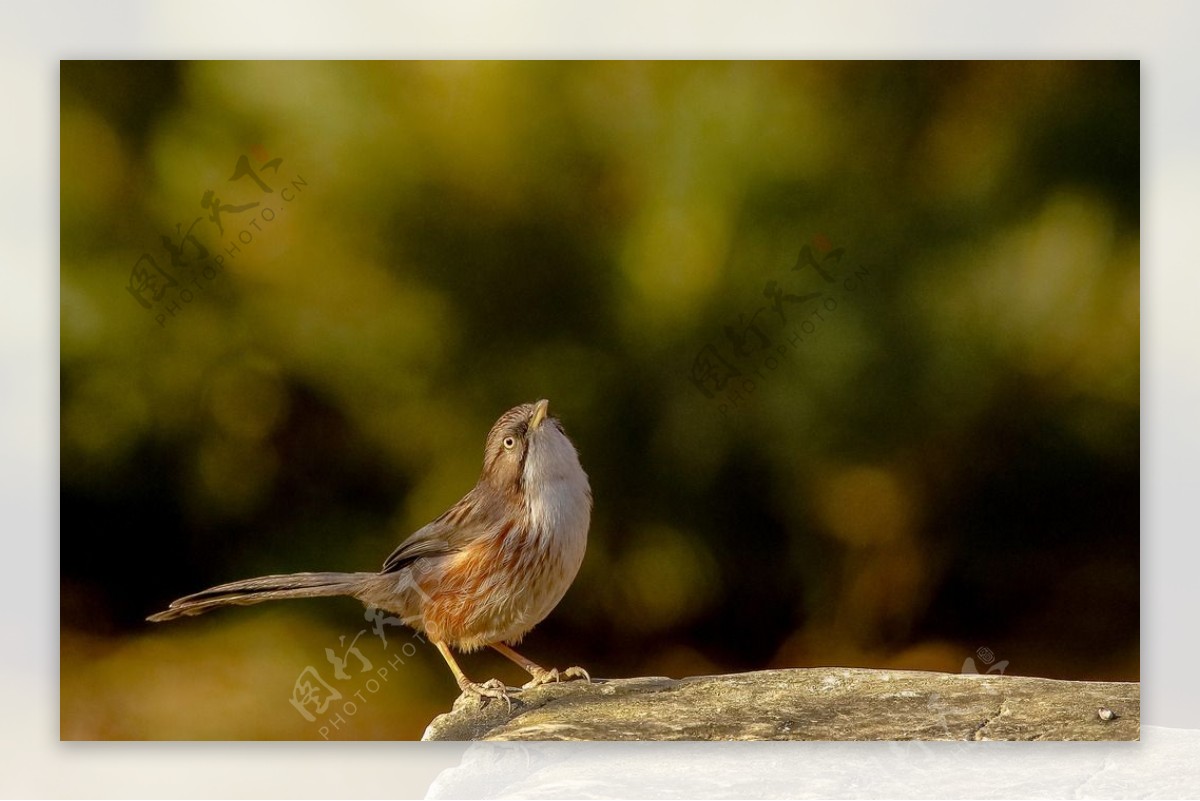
[502, 436, 517, 450]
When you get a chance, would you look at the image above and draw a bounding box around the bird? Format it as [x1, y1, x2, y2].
[148, 398, 592, 704]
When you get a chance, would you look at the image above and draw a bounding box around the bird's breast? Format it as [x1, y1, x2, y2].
[420, 482, 590, 650]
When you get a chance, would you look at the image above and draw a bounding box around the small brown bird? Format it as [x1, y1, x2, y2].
[149, 399, 592, 703]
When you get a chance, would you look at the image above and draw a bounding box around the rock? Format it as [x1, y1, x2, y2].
[421, 667, 1139, 741]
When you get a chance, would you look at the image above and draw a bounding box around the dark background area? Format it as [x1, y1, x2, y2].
[60, 60, 1139, 739]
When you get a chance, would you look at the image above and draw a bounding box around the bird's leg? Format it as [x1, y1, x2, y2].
[490, 642, 591, 689]
[435, 641, 511, 709]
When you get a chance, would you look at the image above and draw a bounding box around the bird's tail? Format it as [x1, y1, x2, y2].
[146, 571, 378, 622]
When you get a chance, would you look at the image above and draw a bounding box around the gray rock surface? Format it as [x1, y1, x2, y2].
[421, 667, 1139, 741]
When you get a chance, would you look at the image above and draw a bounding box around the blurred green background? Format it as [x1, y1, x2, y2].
[60, 61, 1139, 740]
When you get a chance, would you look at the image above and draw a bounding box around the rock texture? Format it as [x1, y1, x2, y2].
[422, 668, 1139, 741]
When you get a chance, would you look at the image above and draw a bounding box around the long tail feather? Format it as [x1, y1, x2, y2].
[147, 571, 377, 622]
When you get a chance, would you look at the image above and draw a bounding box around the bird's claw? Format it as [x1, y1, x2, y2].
[522, 665, 592, 690]
[459, 678, 513, 711]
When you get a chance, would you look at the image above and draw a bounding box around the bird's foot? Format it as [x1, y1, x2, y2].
[521, 665, 592, 690]
[458, 677, 512, 711]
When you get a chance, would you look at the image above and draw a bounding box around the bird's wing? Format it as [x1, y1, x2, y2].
[380, 492, 488, 574]
[380, 527, 459, 574]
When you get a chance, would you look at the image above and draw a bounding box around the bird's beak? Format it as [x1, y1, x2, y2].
[529, 399, 550, 431]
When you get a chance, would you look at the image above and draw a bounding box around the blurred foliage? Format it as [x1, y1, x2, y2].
[60, 61, 1139, 740]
